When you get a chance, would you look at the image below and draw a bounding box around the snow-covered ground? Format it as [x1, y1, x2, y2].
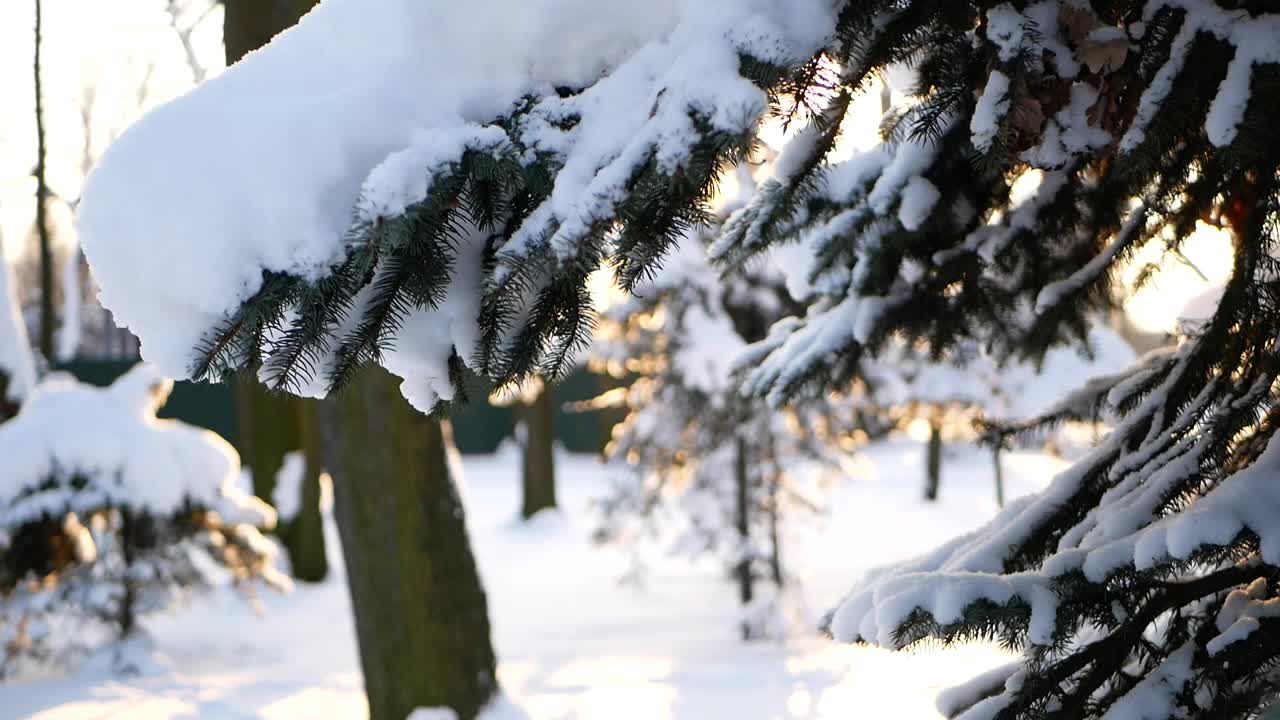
[5, 438, 1066, 720]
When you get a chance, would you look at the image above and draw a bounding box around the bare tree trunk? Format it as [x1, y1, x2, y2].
[924, 414, 943, 502]
[992, 444, 1006, 508]
[519, 385, 556, 519]
[767, 472, 783, 587]
[317, 370, 497, 720]
[33, 0, 54, 362]
[283, 398, 328, 582]
[734, 436, 754, 640]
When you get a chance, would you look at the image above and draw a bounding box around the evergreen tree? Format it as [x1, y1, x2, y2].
[592, 218, 851, 640]
[77, 1, 1280, 716]
[0, 365, 284, 677]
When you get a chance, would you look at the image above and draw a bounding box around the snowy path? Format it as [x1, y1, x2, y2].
[5, 440, 1064, 719]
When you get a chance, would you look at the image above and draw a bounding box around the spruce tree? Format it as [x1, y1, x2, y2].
[76, 1, 1280, 717]
[592, 223, 849, 640]
[0, 366, 284, 677]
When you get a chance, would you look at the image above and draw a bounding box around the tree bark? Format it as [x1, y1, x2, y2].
[33, 0, 54, 362]
[317, 370, 497, 720]
[518, 386, 556, 519]
[924, 415, 943, 502]
[282, 398, 328, 582]
[235, 379, 302, 500]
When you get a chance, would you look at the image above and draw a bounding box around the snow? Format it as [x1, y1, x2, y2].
[934, 661, 1020, 718]
[0, 233, 36, 404]
[5, 440, 1064, 719]
[406, 709, 458, 720]
[669, 302, 745, 394]
[56, 244, 82, 362]
[78, 0, 835, 405]
[969, 71, 1010, 153]
[985, 5, 1028, 62]
[1120, 0, 1280, 151]
[897, 177, 940, 232]
[272, 451, 306, 522]
[1205, 577, 1280, 655]
[1098, 643, 1194, 720]
[0, 364, 273, 528]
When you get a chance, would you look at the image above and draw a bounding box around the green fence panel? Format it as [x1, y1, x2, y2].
[59, 361, 620, 456]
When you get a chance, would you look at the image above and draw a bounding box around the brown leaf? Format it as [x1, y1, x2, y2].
[1078, 35, 1128, 74]
[1012, 94, 1046, 136]
[1058, 4, 1101, 45]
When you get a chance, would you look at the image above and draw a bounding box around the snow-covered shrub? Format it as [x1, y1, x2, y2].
[0, 365, 286, 677]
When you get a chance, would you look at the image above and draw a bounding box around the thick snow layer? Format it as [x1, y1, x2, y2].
[0, 237, 36, 404]
[5, 441, 1061, 719]
[78, 0, 834, 405]
[0, 364, 273, 528]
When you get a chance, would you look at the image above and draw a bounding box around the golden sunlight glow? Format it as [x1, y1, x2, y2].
[1120, 221, 1235, 334]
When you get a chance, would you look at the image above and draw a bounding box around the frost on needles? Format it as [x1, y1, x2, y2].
[77, 0, 1280, 718]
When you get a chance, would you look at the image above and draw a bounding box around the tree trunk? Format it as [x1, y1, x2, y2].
[235, 379, 302, 499]
[992, 444, 1006, 509]
[767, 471, 783, 587]
[734, 436, 754, 640]
[924, 415, 942, 502]
[519, 386, 556, 519]
[282, 398, 328, 582]
[33, 0, 54, 362]
[317, 369, 497, 720]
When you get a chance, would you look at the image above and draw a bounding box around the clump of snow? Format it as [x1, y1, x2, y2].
[272, 451, 306, 521]
[897, 176, 940, 231]
[935, 661, 1020, 718]
[1206, 577, 1280, 655]
[985, 4, 1028, 62]
[79, 0, 835, 408]
[0, 364, 273, 528]
[970, 71, 1011, 153]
